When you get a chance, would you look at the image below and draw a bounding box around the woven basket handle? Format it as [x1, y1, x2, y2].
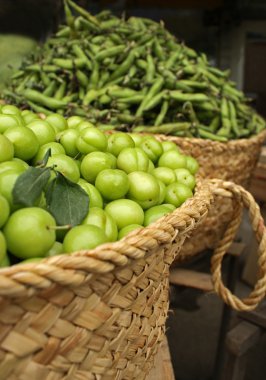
[209, 179, 266, 311]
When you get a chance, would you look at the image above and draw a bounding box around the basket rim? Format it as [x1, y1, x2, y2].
[155, 129, 266, 148]
[0, 179, 213, 298]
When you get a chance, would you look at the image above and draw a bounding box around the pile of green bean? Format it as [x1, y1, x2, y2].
[2, 0, 265, 140]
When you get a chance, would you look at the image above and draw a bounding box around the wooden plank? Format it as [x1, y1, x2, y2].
[169, 268, 213, 292]
[146, 336, 175, 380]
[221, 352, 249, 380]
[240, 302, 266, 329]
[227, 242, 246, 257]
[225, 321, 261, 356]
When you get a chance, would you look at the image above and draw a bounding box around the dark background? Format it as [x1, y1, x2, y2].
[0, 0, 265, 117]
[0, 2, 265, 379]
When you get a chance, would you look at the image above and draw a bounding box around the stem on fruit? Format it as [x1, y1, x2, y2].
[47, 224, 72, 231]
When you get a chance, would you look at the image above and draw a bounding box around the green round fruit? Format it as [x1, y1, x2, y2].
[161, 140, 180, 152]
[0, 231, 7, 263]
[174, 168, 196, 190]
[45, 241, 63, 257]
[127, 171, 160, 209]
[67, 115, 84, 129]
[45, 113, 68, 133]
[58, 128, 80, 157]
[0, 253, 10, 267]
[118, 224, 142, 239]
[140, 136, 163, 163]
[0, 159, 28, 175]
[152, 167, 176, 186]
[76, 121, 95, 132]
[105, 199, 144, 230]
[19, 257, 43, 264]
[144, 204, 176, 227]
[0, 114, 20, 133]
[80, 151, 116, 183]
[78, 179, 103, 208]
[0, 134, 14, 162]
[117, 147, 149, 173]
[0, 194, 10, 228]
[164, 182, 193, 207]
[4, 126, 39, 161]
[82, 207, 118, 242]
[22, 111, 40, 125]
[3, 207, 56, 259]
[0, 169, 22, 208]
[128, 133, 143, 146]
[76, 127, 107, 154]
[158, 150, 187, 170]
[157, 179, 166, 204]
[63, 224, 107, 252]
[27, 120, 56, 146]
[148, 160, 155, 173]
[47, 154, 80, 183]
[1, 104, 20, 115]
[95, 169, 129, 201]
[186, 156, 199, 175]
[107, 132, 135, 156]
[32, 142, 66, 166]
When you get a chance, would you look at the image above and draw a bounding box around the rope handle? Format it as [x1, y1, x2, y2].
[209, 179, 266, 311]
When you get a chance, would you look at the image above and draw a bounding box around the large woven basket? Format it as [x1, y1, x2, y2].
[156, 131, 266, 256]
[0, 179, 265, 379]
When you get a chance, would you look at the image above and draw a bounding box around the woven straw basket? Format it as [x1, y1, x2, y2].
[0, 179, 266, 380]
[156, 130, 266, 256]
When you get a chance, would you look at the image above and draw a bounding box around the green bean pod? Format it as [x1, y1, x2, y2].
[95, 45, 126, 61]
[140, 76, 164, 108]
[116, 94, 145, 104]
[143, 91, 168, 112]
[89, 61, 100, 89]
[208, 115, 220, 133]
[153, 38, 165, 60]
[67, 0, 100, 26]
[198, 127, 228, 142]
[54, 81, 67, 100]
[27, 101, 53, 115]
[83, 89, 100, 106]
[43, 80, 57, 97]
[154, 100, 169, 126]
[72, 45, 92, 70]
[76, 70, 89, 88]
[52, 58, 86, 70]
[133, 122, 191, 135]
[169, 91, 209, 103]
[24, 89, 67, 109]
[228, 101, 240, 137]
[146, 54, 156, 83]
[107, 50, 137, 82]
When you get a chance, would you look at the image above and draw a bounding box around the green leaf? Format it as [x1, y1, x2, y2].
[12, 167, 51, 207]
[41, 148, 52, 167]
[45, 172, 89, 226]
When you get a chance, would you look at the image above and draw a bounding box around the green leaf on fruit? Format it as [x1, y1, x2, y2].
[45, 172, 89, 226]
[13, 167, 51, 207]
[40, 148, 52, 167]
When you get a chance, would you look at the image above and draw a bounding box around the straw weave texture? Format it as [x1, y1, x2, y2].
[0, 181, 213, 380]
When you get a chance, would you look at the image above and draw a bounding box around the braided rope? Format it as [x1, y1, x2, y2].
[0, 181, 214, 299]
[210, 179, 266, 311]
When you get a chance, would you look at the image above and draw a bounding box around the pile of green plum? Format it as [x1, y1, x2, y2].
[0, 103, 199, 267]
